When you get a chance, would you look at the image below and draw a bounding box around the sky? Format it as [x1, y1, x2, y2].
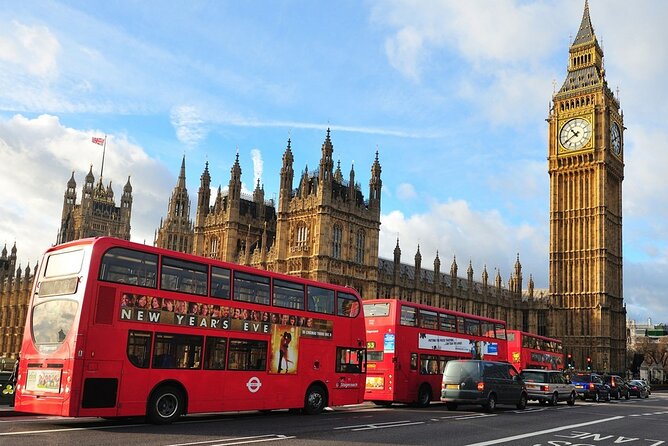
[1, 0, 667, 324]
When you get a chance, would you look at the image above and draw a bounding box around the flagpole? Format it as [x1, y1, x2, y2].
[100, 134, 107, 180]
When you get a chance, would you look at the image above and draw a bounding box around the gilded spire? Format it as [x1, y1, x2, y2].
[573, 0, 595, 47]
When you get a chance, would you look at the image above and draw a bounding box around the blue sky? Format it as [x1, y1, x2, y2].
[1, 0, 667, 324]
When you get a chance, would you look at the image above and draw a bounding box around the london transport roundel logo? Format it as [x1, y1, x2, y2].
[246, 376, 262, 393]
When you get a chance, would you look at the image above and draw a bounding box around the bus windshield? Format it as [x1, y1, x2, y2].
[32, 300, 78, 353]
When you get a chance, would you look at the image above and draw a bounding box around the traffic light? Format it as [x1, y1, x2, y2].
[566, 353, 573, 369]
[586, 357, 592, 371]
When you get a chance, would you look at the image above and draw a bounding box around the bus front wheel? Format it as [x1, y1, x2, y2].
[304, 385, 327, 415]
[147, 385, 183, 424]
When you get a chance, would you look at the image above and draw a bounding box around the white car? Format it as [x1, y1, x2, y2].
[520, 369, 576, 406]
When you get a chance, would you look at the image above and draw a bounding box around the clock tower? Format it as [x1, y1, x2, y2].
[547, 1, 626, 372]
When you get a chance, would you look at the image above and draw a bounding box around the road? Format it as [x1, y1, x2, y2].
[1, 393, 666, 446]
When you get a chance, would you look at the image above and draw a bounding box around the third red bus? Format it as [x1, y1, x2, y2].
[506, 329, 563, 371]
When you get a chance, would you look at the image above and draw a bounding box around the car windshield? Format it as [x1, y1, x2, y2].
[571, 373, 591, 382]
[520, 371, 547, 383]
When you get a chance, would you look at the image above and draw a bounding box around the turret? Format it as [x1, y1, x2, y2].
[196, 161, 211, 227]
[369, 150, 382, 213]
[318, 128, 334, 184]
[278, 139, 294, 213]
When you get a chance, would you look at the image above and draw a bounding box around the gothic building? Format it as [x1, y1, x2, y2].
[547, 1, 626, 372]
[57, 165, 133, 244]
[155, 156, 194, 253]
[0, 243, 33, 358]
[156, 130, 548, 334]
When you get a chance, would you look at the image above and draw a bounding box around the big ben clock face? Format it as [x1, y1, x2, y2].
[610, 122, 622, 155]
[559, 118, 592, 151]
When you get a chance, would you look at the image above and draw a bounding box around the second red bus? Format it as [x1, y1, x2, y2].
[506, 329, 564, 371]
[363, 298, 508, 407]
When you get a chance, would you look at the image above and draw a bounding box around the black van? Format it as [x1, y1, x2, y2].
[441, 360, 527, 412]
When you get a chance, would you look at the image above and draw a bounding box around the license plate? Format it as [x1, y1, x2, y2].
[446, 384, 459, 389]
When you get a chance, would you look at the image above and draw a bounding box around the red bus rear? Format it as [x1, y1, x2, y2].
[15, 237, 366, 423]
[506, 329, 563, 371]
[363, 298, 508, 407]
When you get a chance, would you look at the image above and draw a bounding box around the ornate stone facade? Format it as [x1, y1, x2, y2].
[547, 2, 626, 372]
[155, 156, 194, 253]
[0, 244, 32, 358]
[57, 165, 133, 244]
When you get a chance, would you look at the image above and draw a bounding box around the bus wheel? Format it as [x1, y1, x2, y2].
[416, 385, 431, 408]
[304, 385, 327, 415]
[147, 385, 183, 424]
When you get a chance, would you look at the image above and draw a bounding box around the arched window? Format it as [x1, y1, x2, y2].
[332, 225, 342, 259]
[355, 229, 365, 263]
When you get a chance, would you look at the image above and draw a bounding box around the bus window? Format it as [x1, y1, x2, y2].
[418, 309, 438, 329]
[439, 313, 456, 332]
[456, 316, 465, 333]
[481, 322, 496, 338]
[211, 266, 231, 299]
[44, 249, 84, 278]
[32, 300, 78, 353]
[336, 347, 366, 373]
[337, 292, 360, 318]
[307, 286, 334, 315]
[400, 305, 417, 327]
[227, 339, 267, 371]
[363, 302, 390, 317]
[127, 331, 151, 368]
[153, 333, 203, 369]
[234, 272, 270, 305]
[204, 337, 228, 370]
[99, 247, 157, 287]
[464, 318, 480, 336]
[273, 279, 304, 309]
[161, 257, 208, 296]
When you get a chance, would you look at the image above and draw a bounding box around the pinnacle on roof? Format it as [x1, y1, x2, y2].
[572, 0, 596, 47]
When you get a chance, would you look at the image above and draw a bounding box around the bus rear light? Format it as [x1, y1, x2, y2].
[477, 382, 484, 391]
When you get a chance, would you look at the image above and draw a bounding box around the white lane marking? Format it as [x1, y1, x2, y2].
[164, 435, 296, 446]
[463, 415, 624, 446]
[334, 419, 425, 431]
[334, 419, 413, 429]
[0, 423, 143, 436]
[351, 421, 425, 431]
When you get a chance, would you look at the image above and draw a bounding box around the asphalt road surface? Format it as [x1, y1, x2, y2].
[1, 392, 667, 446]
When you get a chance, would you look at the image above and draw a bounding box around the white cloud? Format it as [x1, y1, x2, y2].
[0, 21, 60, 78]
[170, 105, 208, 149]
[0, 114, 174, 263]
[385, 27, 424, 81]
[379, 199, 548, 287]
[251, 149, 263, 188]
[396, 182, 417, 201]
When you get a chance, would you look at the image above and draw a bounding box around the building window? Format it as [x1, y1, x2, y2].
[210, 237, 219, 258]
[296, 223, 308, 249]
[332, 225, 342, 259]
[355, 230, 365, 263]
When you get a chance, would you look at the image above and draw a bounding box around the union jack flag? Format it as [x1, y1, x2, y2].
[92, 137, 105, 145]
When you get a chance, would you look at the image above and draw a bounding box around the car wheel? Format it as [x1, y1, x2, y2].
[637, 393, 642, 399]
[446, 402, 458, 411]
[605, 391, 611, 402]
[614, 390, 620, 400]
[567, 392, 576, 406]
[484, 394, 497, 412]
[147, 385, 183, 425]
[539, 399, 547, 406]
[624, 392, 630, 400]
[516, 393, 528, 410]
[549, 392, 558, 406]
[592, 391, 599, 402]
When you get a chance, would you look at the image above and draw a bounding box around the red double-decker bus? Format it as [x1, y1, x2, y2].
[15, 237, 366, 423]
[506, 330, 563, 371]
[363, 298, 508, 407]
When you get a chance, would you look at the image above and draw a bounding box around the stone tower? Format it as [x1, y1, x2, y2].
[57, 166, 132, 244]
[270, 130, 381, 299]
[155, 155, 194, 253]
[547, 1, 625, 372]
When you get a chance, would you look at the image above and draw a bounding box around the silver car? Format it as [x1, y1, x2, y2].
[520, 369, 576, 406]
